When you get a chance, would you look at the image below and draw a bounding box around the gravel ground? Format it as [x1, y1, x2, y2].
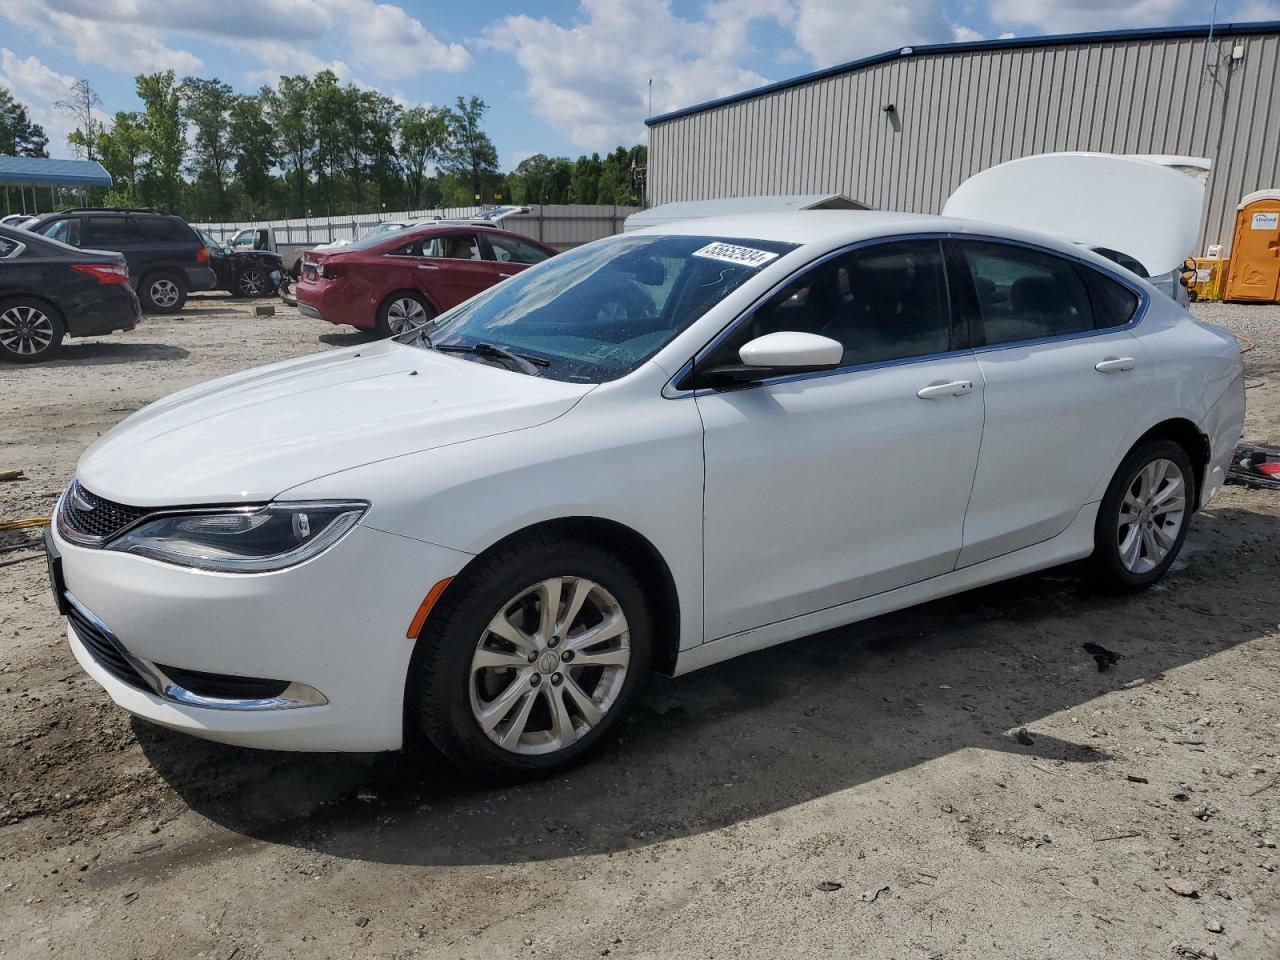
[0, 293, 1277, 960]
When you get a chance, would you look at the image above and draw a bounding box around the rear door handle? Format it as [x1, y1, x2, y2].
[916, 380, 973, 399]
[1095, 357, 1137, 373]
[416, 264, 439, 271]
[497, 272, 514, 279]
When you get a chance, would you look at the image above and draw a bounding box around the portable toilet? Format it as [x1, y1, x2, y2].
[1224, 190, 1280, 303]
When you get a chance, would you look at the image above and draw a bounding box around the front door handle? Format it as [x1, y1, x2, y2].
[1095, 357, 1137, 373]
[497, 272, 514, 279]
[416, 264, 439, 271]
[916, 380, 973, 399]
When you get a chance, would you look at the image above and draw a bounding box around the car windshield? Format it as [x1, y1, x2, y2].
[408, 234, 797, 383]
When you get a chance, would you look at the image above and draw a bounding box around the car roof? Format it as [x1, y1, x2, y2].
[628, 209, 1126, 271]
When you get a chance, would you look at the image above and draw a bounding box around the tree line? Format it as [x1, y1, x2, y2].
[1, 74, 646, 222]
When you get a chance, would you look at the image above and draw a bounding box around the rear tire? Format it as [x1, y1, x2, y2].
[375, 292, 433, 339]
[140, 272, 186, 314]
[0, 296, 65, 363]
[410, 535, 652, 781]
[1088, 440, 1194, 592]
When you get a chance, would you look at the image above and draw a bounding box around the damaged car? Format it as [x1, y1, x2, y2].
[46, 153, 1243, 780]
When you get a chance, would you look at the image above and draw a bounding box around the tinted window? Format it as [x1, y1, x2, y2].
[134, 217, 191, 243]
[39, 217, 81, 246]
[0, 234, 21, 258]
[83, 216, 132, 248]
[1084, 267, 1140, 328]
[725, 239, 952, 367]
[486, 233, 553, 265]
[960, 241, 1093, 344]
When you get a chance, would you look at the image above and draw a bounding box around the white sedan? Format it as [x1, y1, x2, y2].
[47, 207, 1243, 779]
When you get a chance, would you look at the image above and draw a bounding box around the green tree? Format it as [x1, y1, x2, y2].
[0, 87, 48, 156]
[439, 96, 499, 203]
[264, 75, 314, 212]
[135, 71, 185, 210]
[309, 70, 346, 214]
[570, 152, 603, 204]
[96, 111, 145, 206]
[506, 153, 572, 205]
[396, 105, 448, 209]
[228, 91, 276, 212]
[179, 77, 236, 218]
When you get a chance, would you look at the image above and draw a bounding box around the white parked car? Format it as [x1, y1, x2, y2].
[47, 161, 1243, 779]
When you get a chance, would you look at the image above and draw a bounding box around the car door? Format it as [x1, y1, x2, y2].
[695, 238, 985, 640]
[414, 231, 496, 310]
[81, 215, 137, 277]
[951, 238, 1151, 567]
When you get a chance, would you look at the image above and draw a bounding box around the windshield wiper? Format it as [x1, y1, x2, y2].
[435, 342, 549, 376]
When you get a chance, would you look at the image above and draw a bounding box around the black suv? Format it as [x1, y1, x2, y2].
[24, 208, 217, 313]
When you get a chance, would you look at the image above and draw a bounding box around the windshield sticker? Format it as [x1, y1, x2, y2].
[692, 242, 780, 269]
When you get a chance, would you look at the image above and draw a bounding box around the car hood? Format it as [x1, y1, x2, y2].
[76, 340, 593, 507]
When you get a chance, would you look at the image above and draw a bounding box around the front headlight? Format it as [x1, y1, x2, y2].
[106, 501, 368, 573]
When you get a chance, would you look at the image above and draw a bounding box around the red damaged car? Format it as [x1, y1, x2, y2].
[295, 223, 557, 336]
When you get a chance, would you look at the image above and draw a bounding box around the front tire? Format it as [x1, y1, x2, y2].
[140, 272, 187, 313]
[1089, 440, 1194, 592]
[411, 535, 652, 781]
[0, 296, 64, 362]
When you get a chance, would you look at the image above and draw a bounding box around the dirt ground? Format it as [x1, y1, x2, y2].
[1, 295, 1278, 960]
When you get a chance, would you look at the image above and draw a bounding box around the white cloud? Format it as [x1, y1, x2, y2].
[0, 0, 203, 74]
[986, 0, 1194, 34]
[953, 24, 985, 42]
[1232, 0, 1280, 16]
[485, 0, 784, 150]
[0, 48, 108, 157]
[335, 1, 471, 78]
[790, 0, 952, 66]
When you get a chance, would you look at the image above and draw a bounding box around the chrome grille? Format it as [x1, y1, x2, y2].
[59, 480, 147, 543]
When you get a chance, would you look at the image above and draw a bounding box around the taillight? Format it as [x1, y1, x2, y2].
[195, 246, 210, 265]
[71, 263, 129, 285]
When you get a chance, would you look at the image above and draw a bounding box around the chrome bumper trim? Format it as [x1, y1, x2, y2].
[66, 591, 328, 712]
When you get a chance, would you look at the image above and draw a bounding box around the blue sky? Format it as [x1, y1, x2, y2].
[2, 0, 1277, 168]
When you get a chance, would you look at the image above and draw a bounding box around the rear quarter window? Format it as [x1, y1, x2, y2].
[83, 216, 133, 248]
[1083, 267, 1141, 328]
[134, 217, 195, 243]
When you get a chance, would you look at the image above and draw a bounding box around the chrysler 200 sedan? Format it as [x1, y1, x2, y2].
[46, 203, 1243, 779]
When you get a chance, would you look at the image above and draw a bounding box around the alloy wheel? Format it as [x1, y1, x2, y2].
[150, 278, 180, 308]
[0, 304, 55, 357]
[387, 297, 426, 335]
[1116, 457, 1186, 574]
[238, 269, 267, 296]
[468, 577, 631, 755]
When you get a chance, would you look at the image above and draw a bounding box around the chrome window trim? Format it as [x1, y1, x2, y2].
[661, 231, 1151, 399]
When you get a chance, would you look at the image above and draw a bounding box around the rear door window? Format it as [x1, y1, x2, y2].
[958, 241, 1094, 344]
[83, 216, 133, 249]
[431, 232, 482, 260]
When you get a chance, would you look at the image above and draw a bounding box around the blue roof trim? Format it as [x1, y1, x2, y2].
[0, 156, 113, 188]
[645, 20, 1280, 126]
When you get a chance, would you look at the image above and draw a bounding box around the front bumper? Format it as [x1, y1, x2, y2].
[53, 520, 472, 752]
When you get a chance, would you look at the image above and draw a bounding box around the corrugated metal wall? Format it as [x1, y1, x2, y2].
[197, 204, 639, 251]
[649, 31, 1280, 254]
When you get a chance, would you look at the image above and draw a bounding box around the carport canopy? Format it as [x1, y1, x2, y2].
[0, 156, 112, 189]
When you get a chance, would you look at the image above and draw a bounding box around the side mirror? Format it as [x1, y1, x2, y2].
[702, 331, 844, 387]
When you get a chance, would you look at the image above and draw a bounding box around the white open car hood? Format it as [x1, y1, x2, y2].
[943, 152, 1210, 277]
[75, 341, 591, 507]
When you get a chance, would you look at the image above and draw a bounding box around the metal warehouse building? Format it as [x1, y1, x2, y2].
[645, 21, 1280, 255]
